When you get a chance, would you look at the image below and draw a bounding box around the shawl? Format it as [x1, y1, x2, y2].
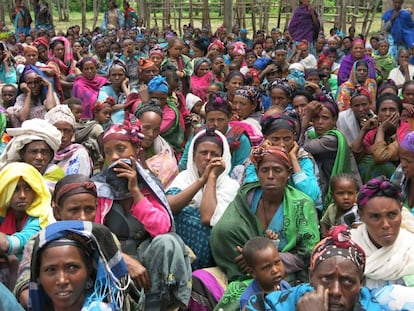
[47, 36, 75, 75]
[54, 143, 86, 161]
[230, 111, 263, 146]
[0, 162, 51, 229]
[362, 121, 409, 153]
[351, 224, 414, 289]
[308, 129, 351, 211]
[190, 71, 214, 103]
[245, 283, 383, 311]
[210, 181, 319, 282]
[29, 220, 131, 311]
[73, 74, 108, 119]
[337, 54, 376, 86]
[372, 54, 396, 79]
[383, 8, 414, 47]
[287, 5, 319, 42]
[336, 108, 362, 144]
[166, 129, 239, 226]
[0, 119, 61, 169]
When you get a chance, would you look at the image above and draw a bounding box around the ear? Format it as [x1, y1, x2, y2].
[53, 201, 61, 220]
[248, 266, 256, 279]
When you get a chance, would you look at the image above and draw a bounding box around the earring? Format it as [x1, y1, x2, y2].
[86, 278, 93, 290]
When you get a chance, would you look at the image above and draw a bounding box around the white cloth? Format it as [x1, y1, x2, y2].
[167, 129, 239, 226]
[44, 104, 76, 127]
[0, 119, 62, 168]
[351, 223, 414, 289]
[185, 93, 202, 112]
[388, 64, 414, 88]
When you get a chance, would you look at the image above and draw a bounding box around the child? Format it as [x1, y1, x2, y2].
[65, 97, 83, 123]
[372, 40, 395, 81]
[240, 236, 291, 309]
[1, 84, 17, 109]
[320, 173, 361, 237]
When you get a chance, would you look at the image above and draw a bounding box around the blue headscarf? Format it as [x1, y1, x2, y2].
[148, 75, 169, 94]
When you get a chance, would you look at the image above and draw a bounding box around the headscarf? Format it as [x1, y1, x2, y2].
[208, 40, 225, 52]
[350, 85, 372, 102]
[48, 36, 74, 67]
[109, 58, 127, 75]
[53, 174, 97, 207]
[93, 96, 116, 113]
[310, 225, 366, 275]
[0, 119, 61, 168]
[261, 113, 296, 136]
[102, 119, 144, 146]
[77, 56, 98, 71]
[400, 131, 414, 153]
[250, 141, 292, 170]
[357, 176, 403, 207]
[287, 68, 305, 89]
[315, 91, 339, 118]
[33, 36, 49, 50]
[138, 57, 155, 70]
[29, 220, 132, 311]
[297, 40, 309, 50]
[44, 105, 76, 128]
[193, 57, 211, 74]
[233, 42, 246, 56]
[234, 86, 261, 110]
[0, 162, 51, 229]
[149, 45, 164, 57]
[205, 92, 232, 116]
[253, 58, 271, 70]
[269, 79, 293, 99]
[148, 75, 169, 94]
[186, 93, 202, 112]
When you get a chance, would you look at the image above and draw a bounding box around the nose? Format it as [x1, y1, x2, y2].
[382, 217, 391, 230]
[78, 210, 88, 221]
[109, 152, 120, 164]
[329, 280, 341, 298]
[56, 270, 69, 286]
[18, 189, 26, 199]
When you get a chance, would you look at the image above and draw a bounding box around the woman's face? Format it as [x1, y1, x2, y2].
[192, 46, 204, 58]
[232, 95, 257, 119]
[257, 157, 290, 193]
[22, 141, 53, 174]
[25, 72, 42, 96]
[139, 66, 158, 83]
[265, 38, 274, 50]
[81, 61, 97, 80]
[245, 54, 257, 67]
[403, 84, 414, 104]
[270, 87, 289, 108]
[104, 139, 137, 165]
[212, 57, 225, 74]
[193, 140, 222, 176]
[196, 62, 210, 77]
[266, 129, 295, 151]
[350, 95, 370, 122]
[149, 55, 163, 68]
[10, 178, 35, 216]
[150, 91, 168, 107]
[139, 111, 162, 149]
[25, 50, 38, 65]
[56, 193, 97, 221]
[350, 43, 364, 59]
[205, 111, 230, 134]
[355, 64, 368, 83]
[377, 42, 389, 56]
[209, 45, 221, 57]
[377, 99, 399, 123]
[225, 75, 244, 97]
[398, 50, 409, 65]
[72, 42, 82, 53]
[312, 106, 337, 135]
[359, 196, 402, 247]
[109, 67, 126, 88]
[94, 41, 107, 57]
[54, 121, 74, 150]
[292, 95, 309, 115]
[52, 43, 65, 60]
[39, 245, 89, 311]
[399, 146, 414, 179]
[254, 44, 264, 56]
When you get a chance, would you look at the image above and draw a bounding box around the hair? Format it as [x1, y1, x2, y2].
[292, 89, 314, 103]
[135, 99, 164, 119]
[193, 128, 223, 157]
[375, 93, 403, 114]
[402, 80, 414, 95]
[53, 174, 97, 207]
[64, 97, 82, 109]
[224, 70, 245, 86]
[1, 84, 17, 93]
[330, 173, 359, 192]
[49, 39, 64, 51]
[243, 237, 276, 267]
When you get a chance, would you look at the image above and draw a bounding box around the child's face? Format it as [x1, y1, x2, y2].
[70, 105, 83, 122]
[2, 86, 16, 106]
[250, 246, 285, 292]
[10, 178, 35, 216]
[191, 101, 203, 114]
[377, 42, 389, 56]
[95, 105, 112, 124]
[331, 179, 357, 211]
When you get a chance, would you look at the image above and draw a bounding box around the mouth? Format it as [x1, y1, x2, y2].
[55, 291, 72, 298]
[328, 303, 344, 311]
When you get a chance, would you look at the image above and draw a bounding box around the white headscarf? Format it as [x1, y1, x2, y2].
[44, 105, 76, 127]
[0, 119, 62, 168]
[167, 129, 239, 226]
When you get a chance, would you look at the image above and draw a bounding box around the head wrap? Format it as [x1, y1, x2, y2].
[205, 92, 232, 116]
[261, 113, 296, 136]
[287, 69, 305, 89]
[138, 57, 155, 69]
[148, 75, 169, 94]
[54, 174, 97, 207]
[77, 56, 98, 71]
[253, 58, 271, 70]
[33, 36, 49, 49]
[208, 40, 225, 52]
[149, 44, 164, 57]
[297, 40, 309, 50]
[109, 58, 127, 74]
[315, 92, 339, 118]
[250, 141, 292, 170]
[44, 105, 76, 128]
[103, 119, 144, 146]
[400, 131, 414, 153]
[351, 38, 365, 48]
[240, 28, 248, 34]
[288, 62, 305, 73]
[48, 36, 74, 64]
[357, 176, 403, 207]
[350, 85, 372, 103]
[0, 162, 51, 229]
[310, 225, 366, 275]
[93, 96, 116, 113]
[29, 221, 130, 311]
[269, 79, 293, 99]
[194, 57, 211, 73]
[186, 93, 202, 112]
[234, 86, 260, 105]
[0, 119, 61, 167]
[233, 42, 246, 56]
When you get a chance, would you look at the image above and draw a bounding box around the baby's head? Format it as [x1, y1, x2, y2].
[1, 84, 17, 108]
[330, 173, 359, 212]
[243, 237, 285, 292]
[186, 93, 203, 115]
[64, 97, 83, 122]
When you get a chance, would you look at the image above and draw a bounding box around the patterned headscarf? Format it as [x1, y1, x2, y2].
[233, 42, 246, 56]
[103, 119, 144, 146]
[148, 75, 169, 94]
[400, 131, 414, 153]
[44, 105, 76, 128]
[138, 57, 155, 69]
[93, 96, 116, 113]
[250, 141, 292, 170]
[269, 79, 293, 99]
[208, 40, 225, 52]
[315, 91, 339, 118]
[350, 84, 372, 103]
[261, 113, 296, 136]
[357, 176, 403, 207]
[310, 225, 366, 275]
[53, 174, 97, 207]
[205, 92, 232, 116]
[234, 86, 261, 106]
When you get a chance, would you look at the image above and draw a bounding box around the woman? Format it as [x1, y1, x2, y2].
[45, 105, 93, 177]
[29, 220, 135, 311]
[97, 59, 130, 124]
[231, 86, 263, 146]
[8, 65, 58, 128]
[302, 93, 361, 210]
[190, 57, 214, 103]
[337, 59, 377, 111]
[93, 120, 192, 310]
[102, 0, 125, 32]
[0, 118, 64, 191]
[166, 128, 239, 269]
[267, 78, 294, 111]
[206, 40, 225, 60]
[337, 38, 376, 86]
[72, 57, 108, 120]
[388, 48, 414, 90]
[352, 176, 414, 289]
[224, 70, 245, 106]
[210, 143, 319, 283]
[137, 58, 159, 88]
[288, 40, 317, 70]
[352, 93, 409, 182]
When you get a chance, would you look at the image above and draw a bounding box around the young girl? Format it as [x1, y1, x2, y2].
[372, 40, 396, 81]
[320, 173, 361, 237]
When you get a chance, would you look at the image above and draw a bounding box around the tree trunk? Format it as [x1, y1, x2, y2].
[56, 0, 63, 21]
[48, 0, 54, 25]
[63, 0, 69, 21]
[81, 0, 86, 32]
[92, 0, 102, 30]
[0, 0, 5, 24]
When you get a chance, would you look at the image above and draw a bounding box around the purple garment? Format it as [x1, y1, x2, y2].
[288, 5, 319, 42]
[337, 54, 376, 86]
[188, 269, 225, 311]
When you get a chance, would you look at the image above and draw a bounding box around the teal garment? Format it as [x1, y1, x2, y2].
[0, 282, 24, 310]
[97, 84, 126, 124]
[0, 64, 17, 84]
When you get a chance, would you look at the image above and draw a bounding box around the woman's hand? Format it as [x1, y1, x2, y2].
[304, 100, 323, 120]
[113, 156, 143, 201]
[208, 157, 225, 179]
[138, 84, 150, 103]
[20, 82, 31, 94]
[289, 141, 300, 159]
[122, 77, 129, 90]
[297, 285, 329, 311]
[360, 115, 378, 132]
[39, 75, 51, 88]
[379, 112, 399, 132]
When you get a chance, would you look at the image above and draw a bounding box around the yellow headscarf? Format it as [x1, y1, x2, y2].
[0, 162, 51, 228]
